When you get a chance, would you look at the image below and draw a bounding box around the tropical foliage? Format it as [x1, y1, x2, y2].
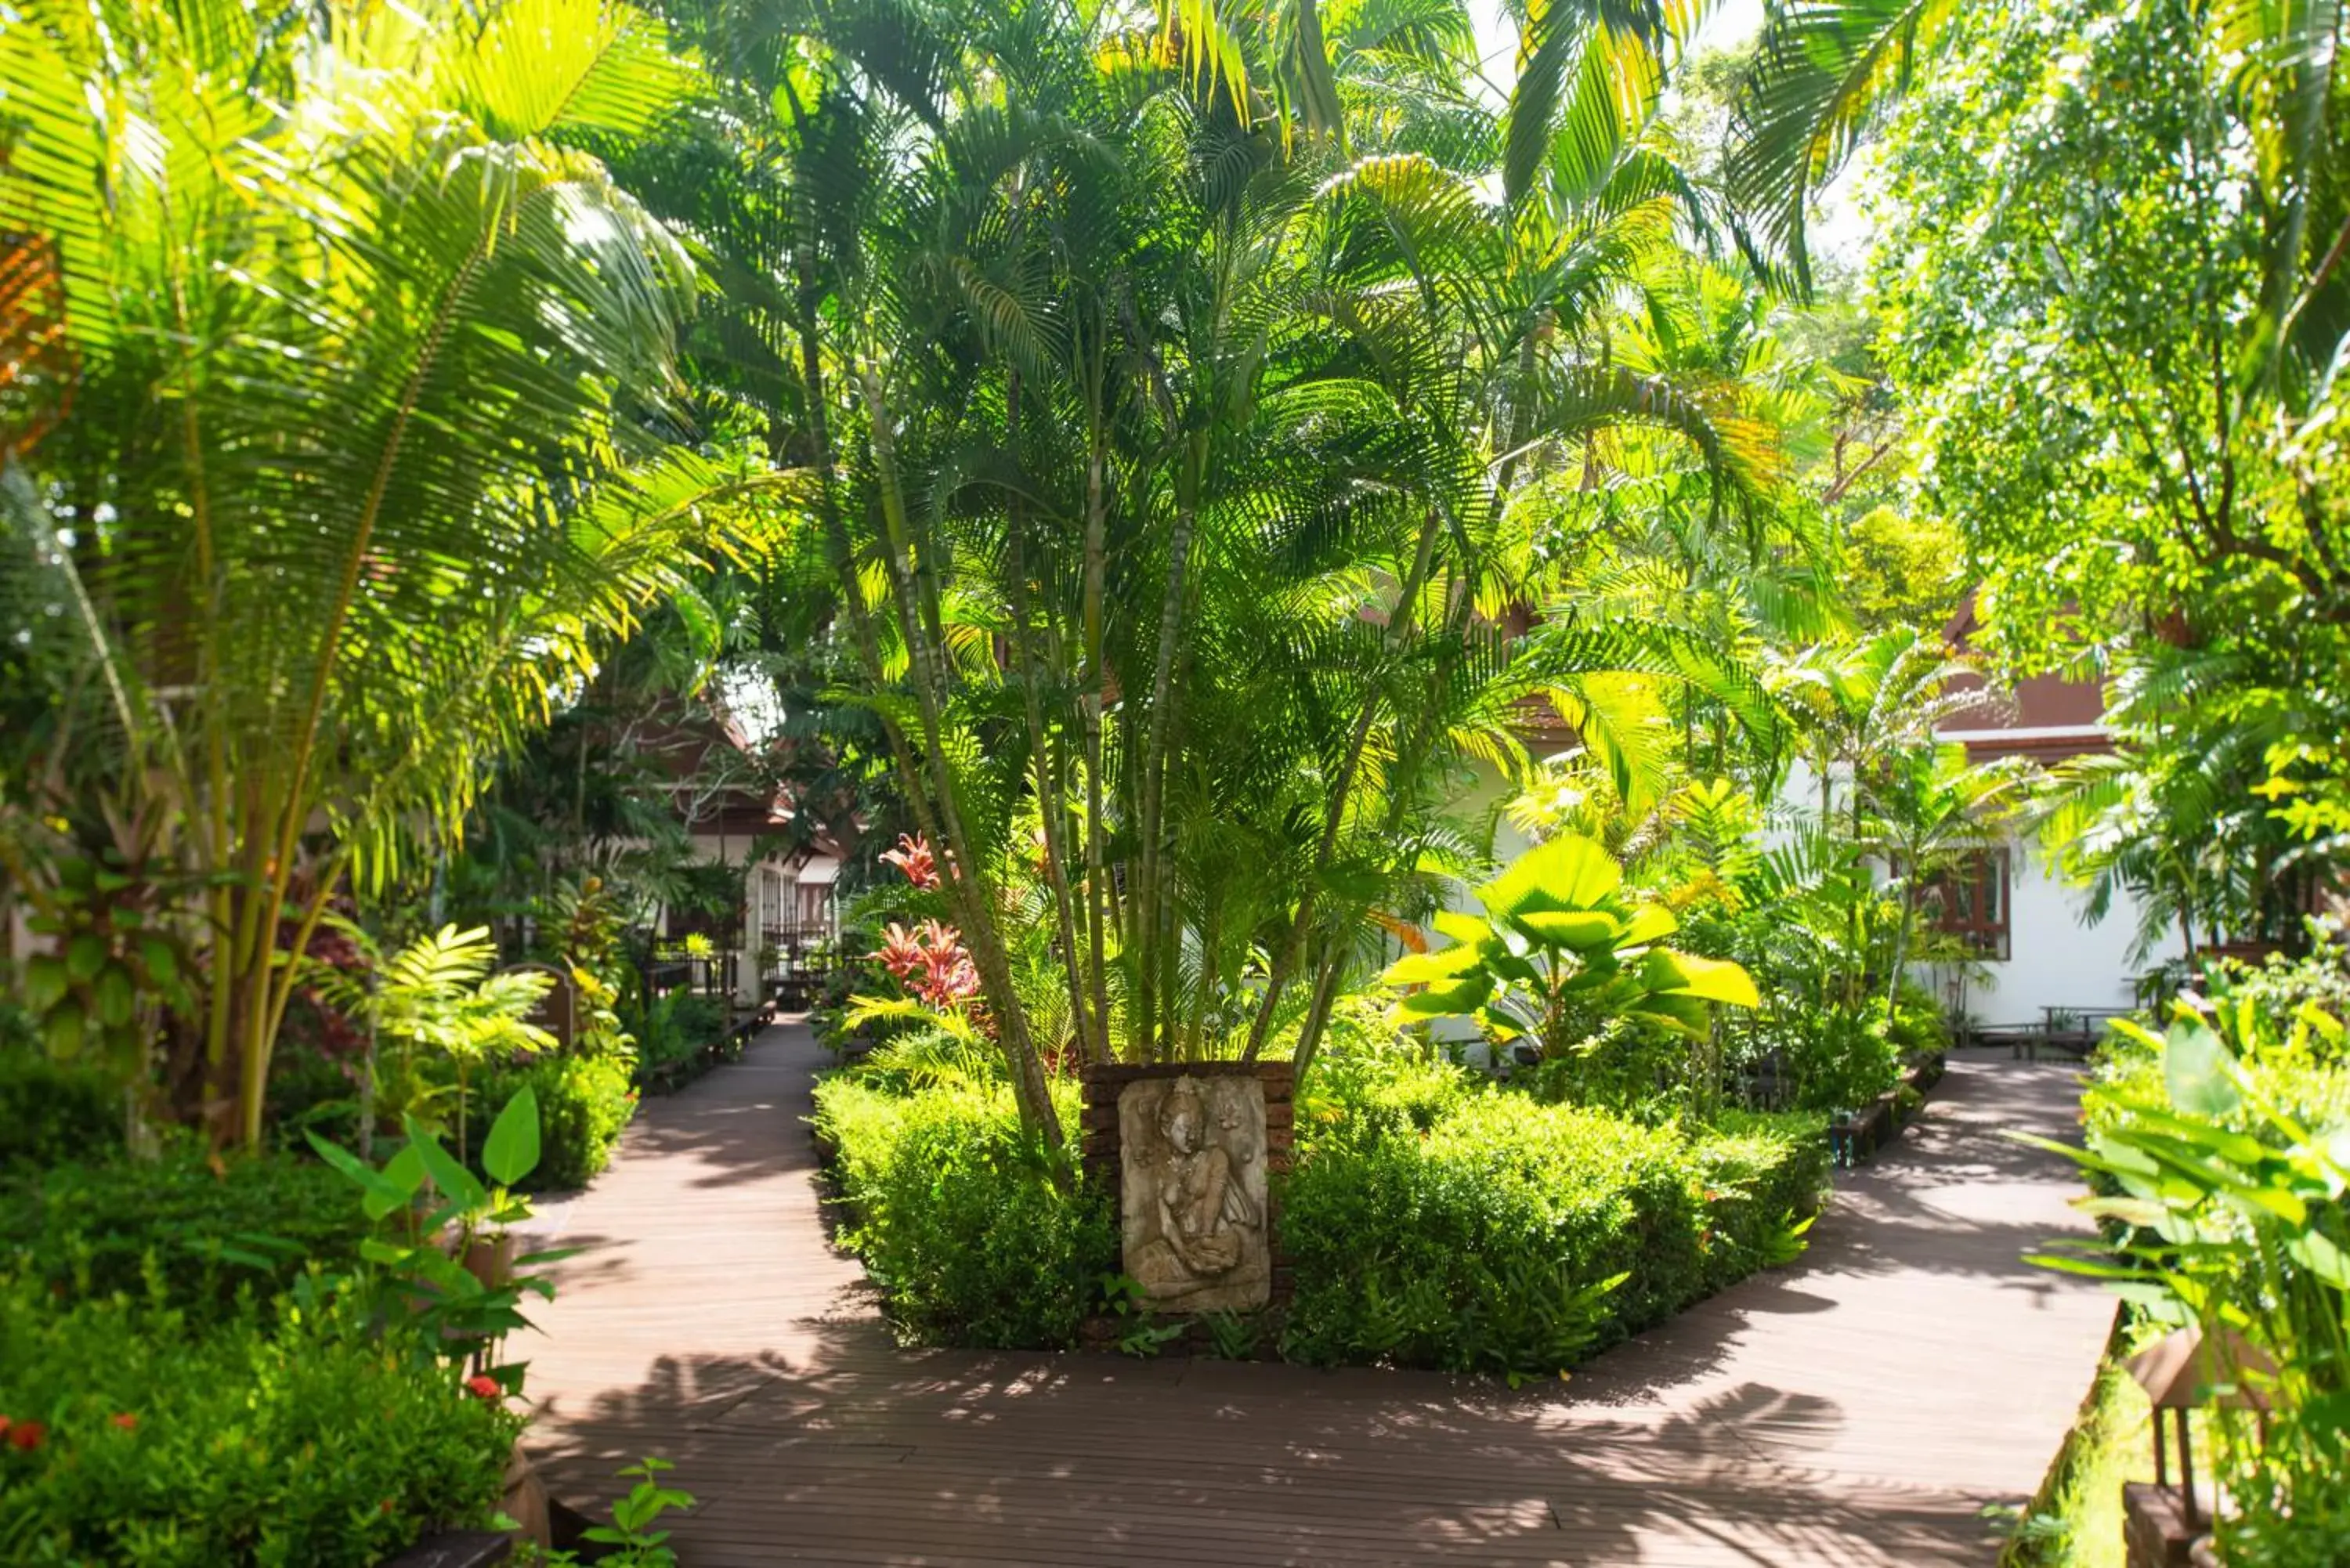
[7, 0, 2345, 1550]
[2038, 988, 2350, 1565]
[0, 0, 776, 1147]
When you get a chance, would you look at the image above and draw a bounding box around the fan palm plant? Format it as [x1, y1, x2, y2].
[0, 0, 772, 1143]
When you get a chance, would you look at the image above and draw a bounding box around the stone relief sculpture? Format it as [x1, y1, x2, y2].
[1119, 1074, 1270, 1313]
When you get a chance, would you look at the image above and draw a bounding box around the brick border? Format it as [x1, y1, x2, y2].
[1081, 1061, 1296, 1315]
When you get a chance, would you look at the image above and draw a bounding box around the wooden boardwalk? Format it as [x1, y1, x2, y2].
[518, 1028, 2114, 1565]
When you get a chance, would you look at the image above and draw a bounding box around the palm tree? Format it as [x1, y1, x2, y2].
[0, 0, 768, 1144]
[634, 0, 1820, 1126]
[1768, 626, 1986, 841]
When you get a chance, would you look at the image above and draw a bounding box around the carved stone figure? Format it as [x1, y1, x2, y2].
[1118, 1074, 1270, 1313]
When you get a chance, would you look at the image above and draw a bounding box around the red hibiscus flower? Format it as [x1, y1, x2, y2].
[110, 1414, 137, 1431]
[465, 1375, 501, 1400]
[8, 1421, 45, 1451]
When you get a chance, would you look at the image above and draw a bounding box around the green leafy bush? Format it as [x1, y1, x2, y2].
[0, 1147, 373, 1321]
[1786, 1011, 1903, 1114]
[1295, 1038, 1479, 1154]
[1282, 1058, 1828, 1378]
[1283, 1095, 1703, 1373]
[2050, 1004, 2350, 1568]
[1688, 1111, 1831, 1291]
[474, 1052, 636, 1191]
[813, 1075, 1111, 1347]
[0, 1279, 519, 1566]
[815, 1039, 1826, 1378]
[0, 1053, 122, 1170]
[628, 990, 728, 1089]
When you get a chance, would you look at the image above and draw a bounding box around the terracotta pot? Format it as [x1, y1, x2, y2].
[461, 1233, 517, 1290]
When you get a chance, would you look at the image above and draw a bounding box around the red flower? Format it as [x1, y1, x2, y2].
[465, 1375, 501, 1401]
[873, 916, 981, 1011]
[8, 1421, 44, 1452]
[110, 1413, 137, 1431]
[874, 921, 925, 982]
[879, 833, 942, 891]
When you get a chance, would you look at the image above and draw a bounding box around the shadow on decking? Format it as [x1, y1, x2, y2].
[516, 1042, 2082, 1565]
[606, 1040, 831, 1194]
[528, 1322, 2000, 1566]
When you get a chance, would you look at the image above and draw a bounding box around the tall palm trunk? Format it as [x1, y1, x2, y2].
[1244, 506, 1444, 1060]
[1004, 381, 1097, 1065]
[777, 193, 1054, 1145]
[1133, 433, 1202, 1061]
[1079, 314, 1115, 1057]
[858, 356, 1061, 1146]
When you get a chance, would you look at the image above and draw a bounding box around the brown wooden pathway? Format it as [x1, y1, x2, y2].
[517, 1028, 2114, 1565]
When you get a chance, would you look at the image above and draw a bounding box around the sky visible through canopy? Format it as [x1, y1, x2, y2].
[1466, 0, 1868, 266]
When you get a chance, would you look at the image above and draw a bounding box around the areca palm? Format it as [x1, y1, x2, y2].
[0, 0, 767, 1143]
[638, 0, 1811, 1135]
[1767, 626, 1984, 839]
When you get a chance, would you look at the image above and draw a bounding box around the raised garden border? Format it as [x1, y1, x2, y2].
[636, 1003, 771, 1096]
[1828, 1050, 1947, 1168]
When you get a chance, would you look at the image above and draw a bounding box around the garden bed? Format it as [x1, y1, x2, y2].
[1828, 1052, 1946, 1168]
[812, 1037, 1830, 1381]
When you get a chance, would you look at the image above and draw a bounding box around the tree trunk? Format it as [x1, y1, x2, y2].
[1133, 434, 1202, 1061]
[858, 356, 1062, 1147]
[1003, 389, 1096, 1067]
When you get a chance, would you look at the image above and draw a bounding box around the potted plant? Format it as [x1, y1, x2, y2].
[309, 1089, 577, 1365]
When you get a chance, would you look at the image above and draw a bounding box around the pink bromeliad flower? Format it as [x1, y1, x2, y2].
[873, 919, 979, 1010]
[879, 833, 942, 890]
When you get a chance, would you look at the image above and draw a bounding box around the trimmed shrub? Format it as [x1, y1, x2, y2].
[0, 1279, 520, 1566]
[1688, 1111, 1831, 1290]
[1296, 1042, 1480, 1154]
[0, 1053, 122, 1170]
[813, 1075, 1112, 1348]
[1282, 1096, 1704, 1374]
[814, 1044, 1828, 1379]
[1282, 1056, 1830, 1379]
[473, 1052, 636, 1191]
[0, 1146, 373, 1321]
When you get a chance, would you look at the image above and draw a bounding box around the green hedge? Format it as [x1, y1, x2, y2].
[813, 1075, 1112, 1348]
[0, 1147, 374, 1322]
[815, 1044, 1828, 1378]
[0, 1280, 519, 1566]
[1689, 1111, 1833, 1292]
[1282, 1095, 1701, 1371]
[472, 1052, 636, 1191]
[0, 1055, 123, 1172]
[1282, 1091, 1825, 1377]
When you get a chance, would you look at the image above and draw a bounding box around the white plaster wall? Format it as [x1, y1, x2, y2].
[1926, 836, 2178, 1029]
[1773, 763, 2179, 1027]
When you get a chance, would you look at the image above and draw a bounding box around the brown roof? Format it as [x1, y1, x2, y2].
[1940, 594, 2110, 761]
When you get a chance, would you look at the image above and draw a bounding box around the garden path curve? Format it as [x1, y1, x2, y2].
[517, 1027, 2113, 1566]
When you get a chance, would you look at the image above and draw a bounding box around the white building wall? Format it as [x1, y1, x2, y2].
[1927, 836, 2179, 1029]
[1776, 761, 2180, 1028]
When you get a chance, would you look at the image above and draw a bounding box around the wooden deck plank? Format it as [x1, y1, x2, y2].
[518, 1029, 2111, 1565]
